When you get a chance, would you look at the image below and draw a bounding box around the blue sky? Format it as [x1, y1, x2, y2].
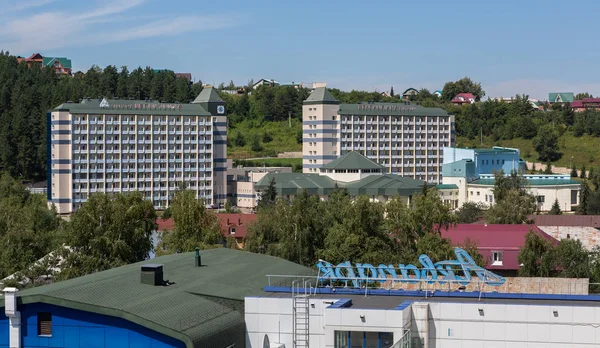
[1, 0, 599, 100]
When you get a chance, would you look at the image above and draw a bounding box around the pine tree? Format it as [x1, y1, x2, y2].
[577, 181, 589, 215]
[390, 86, 395, 97]
[571, 164, 578, 178]
[543, 162, 553, 174]
[581, 164, 587, 179]
[549, 198, 562, 215]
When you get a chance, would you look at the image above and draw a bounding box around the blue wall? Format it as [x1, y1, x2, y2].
[0, 303, 185, 348]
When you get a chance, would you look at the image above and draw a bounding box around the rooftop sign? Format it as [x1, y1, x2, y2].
[99, 102, 183, 111]
[316, 248, 506, 287]
[357, 104, 416, 112]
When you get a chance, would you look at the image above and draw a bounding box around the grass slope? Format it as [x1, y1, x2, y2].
[457, 131, 600, 168]
[228, 119, 302, 159]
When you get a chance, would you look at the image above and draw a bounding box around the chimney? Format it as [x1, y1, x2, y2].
[227, 218, 230, 225]
[195, 247, 202, 267]
[141, 264, 163, 286]
[4, 287, 21, 348]
[238, 218, 241, 225]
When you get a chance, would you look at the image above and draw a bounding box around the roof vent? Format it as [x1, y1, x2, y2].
[141, 264, 163, 286]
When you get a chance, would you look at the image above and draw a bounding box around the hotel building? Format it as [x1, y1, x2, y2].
[303, 87, 454, 183]
[47, 87, 227, 214]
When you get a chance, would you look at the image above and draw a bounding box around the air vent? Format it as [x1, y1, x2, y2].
[141, 264, 164, 286]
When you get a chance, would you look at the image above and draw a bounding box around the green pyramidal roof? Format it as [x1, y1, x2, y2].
[321, 151, 384, 170]
[192, 86, 223, 104]
[303, 87, 339, 105]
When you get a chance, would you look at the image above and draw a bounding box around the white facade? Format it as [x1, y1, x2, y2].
[48, 96, 227, 214]
[302, 88, 455, 184]
[246, 294, 600, 348]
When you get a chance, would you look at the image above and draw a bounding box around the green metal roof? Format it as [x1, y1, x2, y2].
[473, 148, 517, 154]
[321, 151, 384, 170]
[255, 172, 424, 197]
[549, 92, 574, 103]
[2, 248, 312, 348]
[402, 88, 418, 95]
[42, 57, 72, 69]
[436, 184, 459, 190]
[192, 87, 223, 104]
[303, 87, 339, 105]
[53, 98, 212, 116]
[339, 103, 449, 117]
[470, 178, 580, 186]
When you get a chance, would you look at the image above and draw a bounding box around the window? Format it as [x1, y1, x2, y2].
[536, 195, 545, 203]
[38, 312, 52, 336]
[492, 252, 503, 266]
[477, 191, 480, 196]
[229, 227, 236, 235]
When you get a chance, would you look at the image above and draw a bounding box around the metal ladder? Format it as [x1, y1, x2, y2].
[292, 280, 310, 348]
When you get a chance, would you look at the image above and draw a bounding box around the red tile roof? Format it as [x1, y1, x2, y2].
[217, 213, 257, 239]
[441, 224, 557, 271]
[451, 93, 476, 103]
[154, 213, 258, 240]
[571, 100, 583, 108]
[529, 215, 600, 227]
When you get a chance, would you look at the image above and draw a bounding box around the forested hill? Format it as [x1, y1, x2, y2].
[1, 51, 599, 180]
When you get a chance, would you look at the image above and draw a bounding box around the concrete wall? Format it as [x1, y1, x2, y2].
[386, 277, 589, 295]
[424, 301, 600, 347]
[245, 297, 409, 348]
[538, 226, 600, 251]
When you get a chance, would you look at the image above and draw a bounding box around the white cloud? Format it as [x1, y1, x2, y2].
[0, 0, 242, 53]
[2, 0, 55, 13]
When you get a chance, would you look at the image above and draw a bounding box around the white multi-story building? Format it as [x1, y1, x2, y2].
[47, 87, 227, 214]
[302, 87, 455, 183]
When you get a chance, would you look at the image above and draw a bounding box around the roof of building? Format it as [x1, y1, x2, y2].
[192, 86, 223, 104]
[529, 215, 600, 227]
[338, 102, 449, 117]
[402, 88, 418, 95]
[254, 172, 424, 197]
[436, 184, 459, 190]
[217, 213, 258, 239]
[434, 90, 443, 95]
[441, 224, 556, 270]
[321, 151, 384, 170]
[473, 147, 518, 154]
[175, 73, 192, 81]
[470, 178, 580, 186]
[549, 92, 574, 103]
[0, 248, 312, 348]
[303, 87, 339, 105]
[53, 98, 212, 116]
[451, 93, 476, 103]
[42, 57, 72, 69]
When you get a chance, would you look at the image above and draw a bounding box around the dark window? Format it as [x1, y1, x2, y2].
[38, 312, 52, 336]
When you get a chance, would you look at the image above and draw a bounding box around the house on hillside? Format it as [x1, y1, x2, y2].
[451, 93, 476, 106]
[17, 53, 72, 75]
[252, 79, 280, 89]
[571, 98, 600, 112]
[441, 224, 557, 276]
[548, 92, 574, 104]
[433, 90, 443, 98]
[402, 87, 419, 101]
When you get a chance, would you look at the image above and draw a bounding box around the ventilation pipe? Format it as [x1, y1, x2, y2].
[3, 287, 21, 348]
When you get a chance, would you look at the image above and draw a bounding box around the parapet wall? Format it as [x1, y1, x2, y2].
[386, 277, 589, 295]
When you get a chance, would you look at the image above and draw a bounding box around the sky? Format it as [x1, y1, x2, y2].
[1, 0, 599, 100]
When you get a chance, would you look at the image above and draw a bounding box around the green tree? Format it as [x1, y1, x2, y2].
[532, 124, 561, 162]
[250, 133, 263, 152]
[549, 239, 589, 278]
[441, 77, 485, 101]
[543, 162, 553, 174]
[224, 200, 240, 213]
[575, 92, 593, 100]
[455, 202, 485, 223]
[486, 189, 536, 224]
[390, 86, 394, 97]
[517, 230, 553, 277]
[57, 192, 156, 280]
[257, 177, 277, 210]
[577, 181, 590, 215]
[580, 164, 587, 179]
[548, 198, 562, 215]
[156, 190, 222, 255]
[571, 164, 578, 178]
